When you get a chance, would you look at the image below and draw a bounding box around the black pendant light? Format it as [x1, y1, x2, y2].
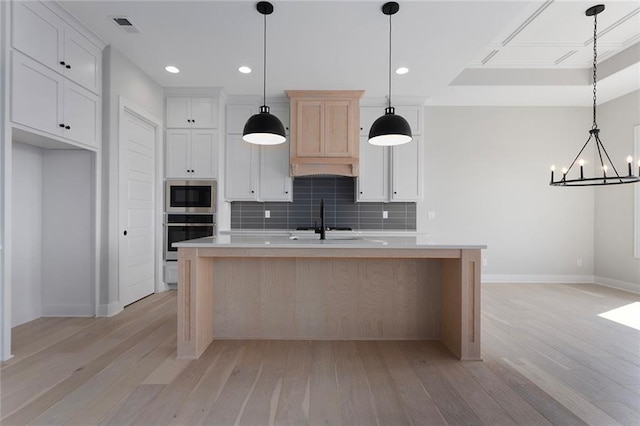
[368, 2, 412, 146]
[550, 4, 639, 186]
[243, 1, 286, 145]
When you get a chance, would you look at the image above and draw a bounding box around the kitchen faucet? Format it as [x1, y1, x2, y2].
[315, 199, 326, 240]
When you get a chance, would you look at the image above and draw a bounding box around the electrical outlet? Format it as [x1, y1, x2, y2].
[427, 211, 436, 220]
[482, 258, 488, 266]
[576, 258, 583, 267]
[265, 210, 270, 218]
[383, 211, 388, 219]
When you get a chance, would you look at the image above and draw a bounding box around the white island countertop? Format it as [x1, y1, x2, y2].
[173, 233, 486, 250]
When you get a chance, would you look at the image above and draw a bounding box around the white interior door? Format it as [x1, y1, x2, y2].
[119, 108, 156, 307]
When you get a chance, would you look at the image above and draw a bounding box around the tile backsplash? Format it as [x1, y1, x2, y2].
[231, 177, 416, 230]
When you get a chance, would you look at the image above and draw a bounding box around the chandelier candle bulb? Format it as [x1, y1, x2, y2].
[550, 165, 555, 183]
[579, 159, 585, 179]
[627, 156, 633, 176]
[603, 165, 608, 177]
[562, 167, 568, 181]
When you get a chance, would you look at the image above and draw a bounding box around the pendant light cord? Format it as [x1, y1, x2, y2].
[388, 12, 392, 109]
[263, 12, 267, 107]
[591, 12, 598, 129]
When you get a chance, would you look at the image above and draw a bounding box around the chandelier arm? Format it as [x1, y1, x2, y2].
[594, 135, 606, 171]
[596, 133, 625, 182]
[565, 134, 593, 174]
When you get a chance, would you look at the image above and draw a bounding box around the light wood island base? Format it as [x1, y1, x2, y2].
[177, 245, 482, 361]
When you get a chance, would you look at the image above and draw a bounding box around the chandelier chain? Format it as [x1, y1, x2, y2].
[591, 12, 598, 129]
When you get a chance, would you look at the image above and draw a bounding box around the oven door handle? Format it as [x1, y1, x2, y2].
[165, 223, 215, 226]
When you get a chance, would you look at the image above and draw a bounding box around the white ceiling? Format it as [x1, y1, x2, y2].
[59, 0, 640, 106]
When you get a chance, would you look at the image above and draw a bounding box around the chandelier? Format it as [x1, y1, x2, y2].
[550, 4, 639, 186]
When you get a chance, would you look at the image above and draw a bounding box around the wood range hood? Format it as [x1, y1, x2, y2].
[287, 90, 364, 177]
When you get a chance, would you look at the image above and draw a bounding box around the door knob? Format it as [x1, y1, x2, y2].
[123, 230, 128, 236]
[65, 125, 71, 130]
[65, 64, 71, 69]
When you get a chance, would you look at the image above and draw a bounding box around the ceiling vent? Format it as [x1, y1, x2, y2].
[110, 16, 141, 33]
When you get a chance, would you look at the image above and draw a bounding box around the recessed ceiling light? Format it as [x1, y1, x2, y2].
[239, 66, 252, 74]
[165, 65, 180, 74]
[395, 67, 409, 75]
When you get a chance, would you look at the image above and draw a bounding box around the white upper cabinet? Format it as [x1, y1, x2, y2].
[357, 136, 388, 202]
[260, 140, 293, 202]
[166, 129, 218, 179]
[391, 136, 423, 202]
[166, 97, 218, 129]
[11, 1, 102, 94]
[225, 134, 259, 201]
[225, 103, 292, 202]
[357, 105, 424, 202]
[11, 51, 99, 148]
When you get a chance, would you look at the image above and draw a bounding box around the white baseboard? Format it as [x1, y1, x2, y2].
[594, 276, 640, 295]
[42, 304, 94, 317]
[482, 274, 595, 284]
[96, 301, 123, 317]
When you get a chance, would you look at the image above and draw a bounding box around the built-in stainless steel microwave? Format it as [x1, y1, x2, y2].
[165, 180, 216, 214]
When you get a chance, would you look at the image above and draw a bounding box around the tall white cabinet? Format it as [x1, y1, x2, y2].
[225, 103, 292, 202]
[357, 105, 424, 202]
[165, 97, 220, 179]
[6, 0, 105, 354]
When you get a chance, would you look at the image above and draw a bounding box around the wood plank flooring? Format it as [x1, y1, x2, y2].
[1, 283, 639, 425]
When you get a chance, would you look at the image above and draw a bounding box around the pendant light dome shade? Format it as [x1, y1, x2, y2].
[368, 2, 412, 146]
[243, 105, 286, 145]
[242, 1, 286, 146]
[368, 106, 412, 146]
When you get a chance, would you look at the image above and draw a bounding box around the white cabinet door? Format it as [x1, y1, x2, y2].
[11, 1, 64, 72]
[391, 136, 423, 201]
[11, 51, 63, 137]
[226, 104, 254, 134]
[260, 141, 292, 201]
[394, 106, 422, 134]
[63, 26, 102, 94]
[190, 98, 218, 129]
[166, 129, 190, 178]
[357, 136, 388, 202]
[191, 130, 218, 178]
[167, 97, 218, 128]
[360, 106, 381, 137]
[63, 80, 99, 147]
[226, 135, 259, 201]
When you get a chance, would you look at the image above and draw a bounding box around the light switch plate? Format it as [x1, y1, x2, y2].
[265, 210, 270, 218]
[427, 211, 436, 220]
[383, 211, 388, 219]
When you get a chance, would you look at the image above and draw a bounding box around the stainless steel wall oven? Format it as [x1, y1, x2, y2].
[165, 214, 215, 260]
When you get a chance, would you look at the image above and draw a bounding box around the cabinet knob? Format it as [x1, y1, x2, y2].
[251, 190, 255, 194]
[60, 61, 66, 66]
[123, 230, 127, 236]
[394, 191, 397, 194]
[187, 119, 191, 123]
[65, 64, 71, 69]
[360, 191, 363, 194]
[360, 127, 363, 131]
[65, 125, 71, 130]
[59, 123, 65, 128]
[192, 119, 195, 123]
[285, 191, 288, 194]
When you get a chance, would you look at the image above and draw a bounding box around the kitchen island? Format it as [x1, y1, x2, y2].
[174, 234, 485, 361]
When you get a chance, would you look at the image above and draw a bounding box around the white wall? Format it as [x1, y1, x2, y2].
[11, 142, 43, 326]
[101, 46, 163, 314]
[594, 90, 640, 291]
[42, 150, 94, 315]
[419, 106, 595, 281]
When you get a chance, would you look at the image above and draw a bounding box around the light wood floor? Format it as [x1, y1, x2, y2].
[1, 283, 639, 425]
